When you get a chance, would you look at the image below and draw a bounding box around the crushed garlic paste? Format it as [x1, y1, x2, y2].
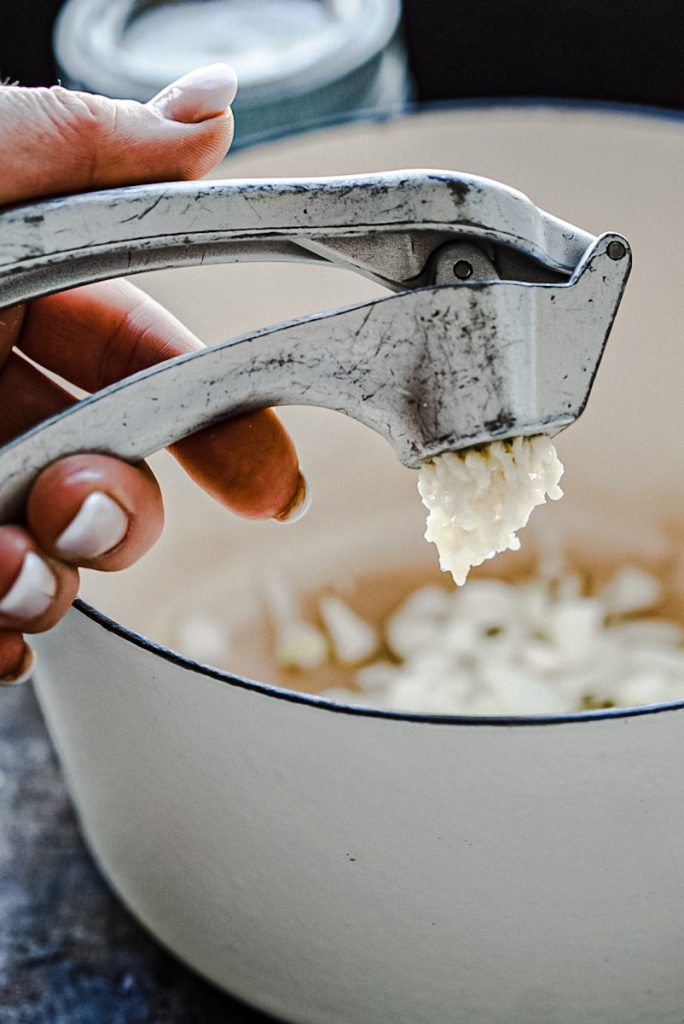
[417, 436, 564, 585]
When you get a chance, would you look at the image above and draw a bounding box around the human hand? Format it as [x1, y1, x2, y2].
[0, 66, 307, 682]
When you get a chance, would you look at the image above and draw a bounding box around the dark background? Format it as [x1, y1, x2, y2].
[1, 0, 684, 108]
[402, 0, 684, 110]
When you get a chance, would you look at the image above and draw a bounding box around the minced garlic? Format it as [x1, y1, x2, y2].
[417, 436, 564, 585]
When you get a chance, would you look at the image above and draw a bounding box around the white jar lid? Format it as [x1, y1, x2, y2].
[54, 0, 402, 106]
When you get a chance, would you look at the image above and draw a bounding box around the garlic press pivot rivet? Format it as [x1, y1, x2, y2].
[607, 240, 627, 261]
[453, 260, 473, 280]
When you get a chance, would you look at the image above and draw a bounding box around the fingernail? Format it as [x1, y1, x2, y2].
[0, 553, 56, 620]
[275, 475, 311, 524]
[56, 491, 128, 560]
[1, 643, 35, 686]
[150, 63, 238, 124]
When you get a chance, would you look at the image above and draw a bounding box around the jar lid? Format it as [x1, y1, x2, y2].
[54, 0, 402, 106]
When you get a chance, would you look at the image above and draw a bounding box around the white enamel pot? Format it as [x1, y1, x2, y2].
[32, 106, 684, 1023]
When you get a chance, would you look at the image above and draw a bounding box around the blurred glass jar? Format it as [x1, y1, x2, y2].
[54, 0, 409, 147]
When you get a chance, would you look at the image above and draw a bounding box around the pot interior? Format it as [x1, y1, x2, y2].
[78, 105, 684, 699]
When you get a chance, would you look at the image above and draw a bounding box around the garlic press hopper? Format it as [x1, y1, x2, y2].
[0, 170, 630, 521]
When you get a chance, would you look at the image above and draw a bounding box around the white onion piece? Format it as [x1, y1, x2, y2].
[265, 576, 328, 671]
[320, 567, 684, 715]
[175, 613, 230, 665]
[599, 566, 662, 616]
[319, 595, 379, 665]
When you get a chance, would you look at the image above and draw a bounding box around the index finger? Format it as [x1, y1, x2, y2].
[15, 280, 305, 521]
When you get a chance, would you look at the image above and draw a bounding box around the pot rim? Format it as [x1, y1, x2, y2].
[73, 597, 684, 726]
[73, 97, 684, 728]
[222, 93, 684, 153]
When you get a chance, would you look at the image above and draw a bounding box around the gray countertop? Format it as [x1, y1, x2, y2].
[0, 682, 276, 1024]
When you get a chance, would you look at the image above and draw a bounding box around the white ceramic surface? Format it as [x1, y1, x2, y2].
[33, 105, 684, 1023]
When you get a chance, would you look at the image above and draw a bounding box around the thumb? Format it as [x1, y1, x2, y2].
[0, 63, 237, 206]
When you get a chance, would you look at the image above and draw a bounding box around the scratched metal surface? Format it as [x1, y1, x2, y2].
[0, 683, 277, 1024]
[0, 234, 630, 526]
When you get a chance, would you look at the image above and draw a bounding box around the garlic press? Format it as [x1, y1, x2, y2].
[0, 170, 630, 521]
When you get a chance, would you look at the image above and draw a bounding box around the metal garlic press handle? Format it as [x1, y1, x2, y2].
[0, 170, 631, 524]
[0, 169, 595, 305]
